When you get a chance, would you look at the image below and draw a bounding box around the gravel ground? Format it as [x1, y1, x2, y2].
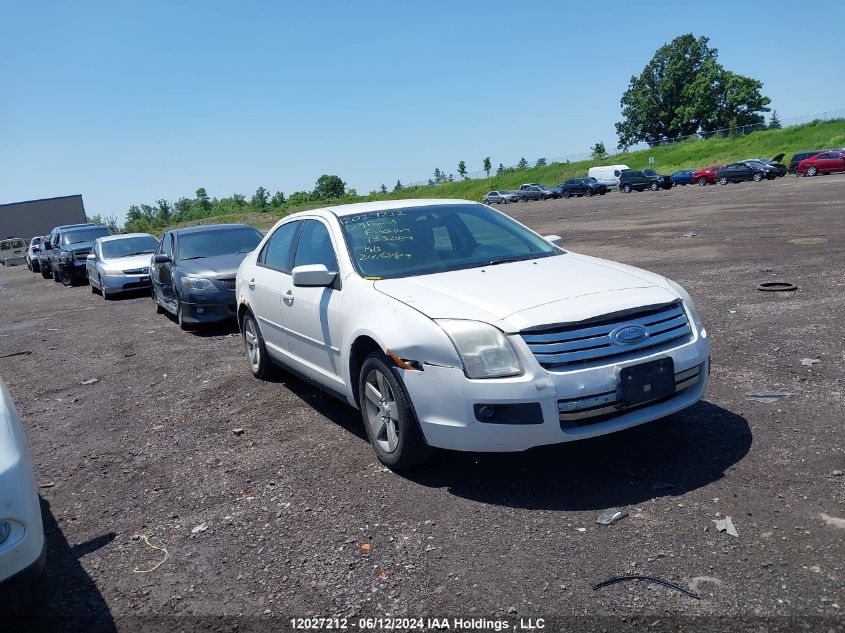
[1, 175, 844, 632]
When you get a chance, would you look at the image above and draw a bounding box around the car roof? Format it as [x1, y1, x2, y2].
[169, 223, 257, 236]
[311, 199, 480, 218]
[97, 232, 156, 243]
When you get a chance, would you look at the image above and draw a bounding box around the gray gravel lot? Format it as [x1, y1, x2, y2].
[1, 175, 844, 632]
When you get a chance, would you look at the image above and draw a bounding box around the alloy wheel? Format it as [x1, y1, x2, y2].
[363, 369, 400, 453]
[243, 318, 261, 372]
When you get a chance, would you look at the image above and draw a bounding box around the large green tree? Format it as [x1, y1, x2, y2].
[615, 34, 770, 148]
[312, 174, 346, 199]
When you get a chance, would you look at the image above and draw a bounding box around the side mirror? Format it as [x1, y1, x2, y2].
[153, 254, 171, 264]
[292, 264, 337, 288]
[543, 234, 563, 247]
[86, 253, 96, 260]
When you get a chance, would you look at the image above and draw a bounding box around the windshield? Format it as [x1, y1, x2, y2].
[177, 227, 262, 260]
[102, 235, 159, 258]
[63, 227, 111, 245]
[339, 204, 560, 280]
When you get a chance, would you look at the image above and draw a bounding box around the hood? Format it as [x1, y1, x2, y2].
[103, 253, 154, 270]
[177, 252, 248, 277]
[374, 253, 679, 332]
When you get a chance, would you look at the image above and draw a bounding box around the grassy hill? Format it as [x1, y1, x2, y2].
[164, 119, 845, 232]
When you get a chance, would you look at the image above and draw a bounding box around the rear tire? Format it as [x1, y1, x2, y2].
[698, 177, 707, 185]
[649, 181, 659, 191]
[358, 351, 430, 470]
[40, 266, 52, 279]
[718, 176, 729, 185]
[753, 172, 763, 182]
[586, 188, 594, 197]
[562, 190, 570, 199]
[52, 266, 62, 283]
[622, 184, 632, 193]
[242, 312, 272, 379]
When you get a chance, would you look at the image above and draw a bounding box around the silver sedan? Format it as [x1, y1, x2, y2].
[86, 233, 159, 299]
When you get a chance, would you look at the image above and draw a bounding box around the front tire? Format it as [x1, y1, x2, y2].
[359, 352, 430, 470]
[649, 181, 659, 191]
[242, 313, 272, 379]
[622, 184, 632, 193]
[176, 297, 190, 330]
[562, 190, 570, 199]
[753, 172, 763, 182]
[40, 265, 52, 279]
[806, 165, 818, 177]
[698, 177, 707, 185]
[718, 176, 728, 185]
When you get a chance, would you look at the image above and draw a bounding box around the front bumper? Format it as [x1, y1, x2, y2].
[180, 289, 237, 324]
[400, 327, 710, 452]
[100, 272, 151, 293]
[57, 260, 88, 278]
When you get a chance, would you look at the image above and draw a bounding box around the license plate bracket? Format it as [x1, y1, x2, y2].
[620, 357, 675, 406]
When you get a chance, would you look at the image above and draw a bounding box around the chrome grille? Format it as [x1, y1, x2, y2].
[74, 251, 90, 261]
[123, 267, 149, 275]
[521, 301, 692, 369]
[216, 278, 236, 291]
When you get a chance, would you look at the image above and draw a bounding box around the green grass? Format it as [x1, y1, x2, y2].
[164, 118, 845, 231]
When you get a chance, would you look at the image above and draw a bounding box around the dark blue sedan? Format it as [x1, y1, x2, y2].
[670, 169, 695, 185]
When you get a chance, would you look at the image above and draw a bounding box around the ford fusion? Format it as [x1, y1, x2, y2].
[151, 224, 263, 328]
[235, 200, 709, 469]
[87, 233, 159, 299]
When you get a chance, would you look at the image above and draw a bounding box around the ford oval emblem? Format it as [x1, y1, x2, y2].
[612, 325, 648, 345]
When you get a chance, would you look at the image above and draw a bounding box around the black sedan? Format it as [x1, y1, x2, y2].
[716, 162, 769, 184]
[150, 224, 263, 328]
[554, 178, 608, 198]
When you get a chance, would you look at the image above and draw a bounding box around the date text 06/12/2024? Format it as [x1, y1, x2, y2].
[289, 617, 547, 630]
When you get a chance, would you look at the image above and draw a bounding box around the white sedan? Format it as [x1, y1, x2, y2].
[235, 199, 710, 469]
[0, 380, 45, 601]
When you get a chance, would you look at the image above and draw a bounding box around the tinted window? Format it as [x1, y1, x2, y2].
[260, 221, 299, 272]
[613, 170, 620, 177]
[339, 204, 559, 280]
[62, 226, 111, 245]
[177, 227, 262, 261]
[294, 221, 338, 272]
[101, 235, 159, 258]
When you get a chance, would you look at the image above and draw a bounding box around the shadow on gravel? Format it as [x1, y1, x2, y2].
[14, 499, 116, 632]
[406, 401, 751, 511]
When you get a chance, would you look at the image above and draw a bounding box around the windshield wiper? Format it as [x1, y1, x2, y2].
[180, 255, 206, 261]
[128, 251, 155, 256]
[487, 257, 521, 266]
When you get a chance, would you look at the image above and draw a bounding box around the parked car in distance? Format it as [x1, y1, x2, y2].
[643, 169, 674, 189]
[740, 160, 778, 180]
[41, 223, 97, 280]
[236, 199, 710, 469]
[482, 191, 519, 205]
[48, 225, 112, 286]
[588, 165, 630, 188]
[618, 169, 662, 193]
[797, 150, 845, 176]
[518, 185, 548, 202]
[670, 169, 695, 185]
[788, 149, 832, 174]
[86, 233, 159, 300]
[537, 185, 560, 199]
[0, 238, 27, 266]
[151, 224, 263, 329]
[555, 178, 608, 198]
[716, 162, 768, 184]
[25, 237, 43, 272]
[691, 164, 725, 185]
[518, 183, 543, 191]
[0, 379, 46, 607]
[755, 153, 788, 177]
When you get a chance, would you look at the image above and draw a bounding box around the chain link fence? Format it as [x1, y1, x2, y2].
[401, 108, 845, 188]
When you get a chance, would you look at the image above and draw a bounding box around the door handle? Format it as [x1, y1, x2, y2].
[283, 290, 294, 304]
[248, 278, 255, 291]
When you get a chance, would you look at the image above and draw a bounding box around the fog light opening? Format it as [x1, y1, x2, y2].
[477, 405, 495, 419]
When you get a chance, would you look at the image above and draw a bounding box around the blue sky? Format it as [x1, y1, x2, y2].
[2, 1, 844, 222]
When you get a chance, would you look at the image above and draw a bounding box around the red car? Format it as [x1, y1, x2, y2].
[691, 164, 725, 185]
[797, 151, 845, 176]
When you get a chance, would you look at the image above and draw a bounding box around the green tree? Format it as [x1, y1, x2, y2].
[535, 157, 547, 168]
[496, 163, 505, 176]
[312, 174, 346, 199]
[433, 167, 444, 184]
[270, 191, 286, 207]
[591, 142, 608, 160]
[251, 186, 269, 209]
[195, 187, 211, 211]
[516, 157, 529, 170]
[393, 180, 403, 192]
[483, 156, 492, 177]
[615, 34, 770, 148]
[173, 197, 192, 220]
[457, 160, 467, 179]
[155, 199, 172, 223]
[288, 191, 310, 205]
[768, 110, 782, 130]
[380, 184, 387, 193]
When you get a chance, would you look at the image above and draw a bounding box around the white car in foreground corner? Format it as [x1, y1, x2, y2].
[0, 380, 45, 603]
[235, 199, 710, 469]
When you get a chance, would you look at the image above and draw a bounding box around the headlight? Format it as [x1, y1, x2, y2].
[666, 279, 705, 337]
[182, 276, 215, 290]
[436, 319, 523, 379]
[102, 267, 123, 275]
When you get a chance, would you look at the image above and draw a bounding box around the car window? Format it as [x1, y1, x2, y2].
[161, 233, 173, 257]
[62, 226, 111, 245]
[293, 220, 338, 272]
[0, 242, 9, 251]
[177, 227, 262, 261]
[260, 221, 299, 273]
[102, 235, 159, 258]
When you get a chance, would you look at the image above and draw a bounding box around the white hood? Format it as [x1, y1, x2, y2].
[102, 253, 152, 271]
[374, 253, 679, 332]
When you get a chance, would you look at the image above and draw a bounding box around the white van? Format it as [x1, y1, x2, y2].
[588, 165, 630, 188]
